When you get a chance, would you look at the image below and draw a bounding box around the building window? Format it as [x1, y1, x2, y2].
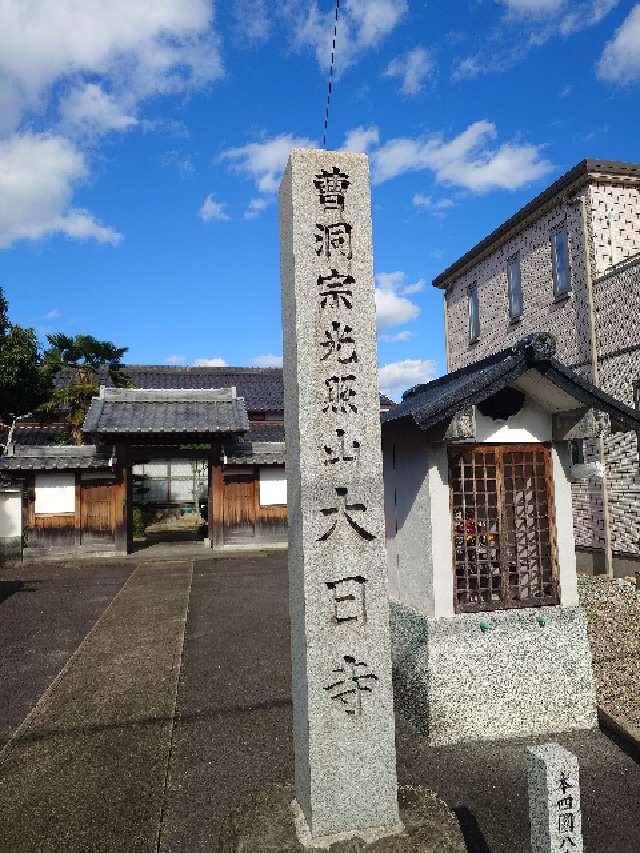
[468, 283, 480, 343]
[569, 439, 585, 466]
[551, 228, 571, 297]
[35, 473, 76, 515]
[449, 444, 559, 612]
[507, 254, 523, 319]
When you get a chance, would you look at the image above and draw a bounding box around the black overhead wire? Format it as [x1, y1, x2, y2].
[322, 0, 340, 148]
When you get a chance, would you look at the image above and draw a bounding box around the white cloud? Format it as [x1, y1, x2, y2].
[244, 197, 272, 219]
[167, 355, 186, 365]
[250, 354, 283, 367]
[561, 1, 619, 35]
[0, 0, 223, 131]
[45, 309, 61, 321]
[384, 47, 435, 95]
[233, 0, 271, 42]
[372, 120, 553, 191]
[291, 0, 408, 75]
[376, 271, 424, 294]
[597, 4, 640, 83]
[0, 2, 224, 249]
[221, 133, 315, 194]
[452, 56, 483, 80]
[456, 2, 618, 80]
[378, 359, 438, 401]
[0, 132, 121, 248]
[376, 289, 420, 330]
[412, 194, 455, 215]
[343, 126, 380, 153]
[500, 0, 566, 17]
[59, 83, 137, 135]
[375, 271, 424, 330]
[379, 330, 413, 343]
[199, 193, 229, 221]
[193, 357, 227, 367]
[160, 150, 194, 177]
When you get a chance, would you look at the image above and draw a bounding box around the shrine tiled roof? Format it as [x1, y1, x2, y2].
[384, 333, 640, 433]
[83, 387, 250, 437]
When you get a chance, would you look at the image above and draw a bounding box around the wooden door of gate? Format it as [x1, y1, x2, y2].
[222, 469, 256, 545]
[81, 481, 116, 545]
[449, 443, 559, 612]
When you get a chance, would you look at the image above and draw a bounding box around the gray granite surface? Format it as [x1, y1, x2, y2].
[390, 601, 598, 745]
[528, 743, 584, 852]
[280, 149, 399, 841]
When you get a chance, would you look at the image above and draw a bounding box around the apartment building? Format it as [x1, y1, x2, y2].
[433, 159, 640, 574]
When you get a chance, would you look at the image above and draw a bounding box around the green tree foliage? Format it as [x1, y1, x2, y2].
[40, 334, 132, 445]
[0, 288, 49, 422]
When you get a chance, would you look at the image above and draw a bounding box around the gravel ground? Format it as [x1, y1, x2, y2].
[578, 574, 640, 728]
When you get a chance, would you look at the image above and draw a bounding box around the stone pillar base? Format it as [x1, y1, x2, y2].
[390, 602, 598, 746]
[292, 799, 404, 849]
[215, 785, 466, 852]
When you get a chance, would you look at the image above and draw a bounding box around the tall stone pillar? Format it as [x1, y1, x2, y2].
[280, 149, 400, 845]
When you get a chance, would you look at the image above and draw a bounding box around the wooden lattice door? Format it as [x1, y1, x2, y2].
[449, 444, 559, 612]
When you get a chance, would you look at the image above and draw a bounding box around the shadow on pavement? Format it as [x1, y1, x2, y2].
[454, 806, 493, 853]
[0, 580, 34, 606]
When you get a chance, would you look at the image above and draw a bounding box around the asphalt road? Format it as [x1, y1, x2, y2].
[0, 553, 639, 852]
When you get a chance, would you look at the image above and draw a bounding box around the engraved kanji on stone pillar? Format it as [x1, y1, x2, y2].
[280, 149, 400, 845]
[528, 744, 584, 853]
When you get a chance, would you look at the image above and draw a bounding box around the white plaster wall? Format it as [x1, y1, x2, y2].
[473, 400, 552, 443]
[0, 492, 21, 538]
[382, 421, 433, 614]
[258, 467, 287, 506]
[552, 442, 580, 606]
[428, 444, 454, 618]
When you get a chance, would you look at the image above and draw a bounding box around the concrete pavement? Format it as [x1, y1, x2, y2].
[1, 553, 640, 852]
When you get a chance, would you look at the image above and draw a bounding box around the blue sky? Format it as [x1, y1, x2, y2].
[1, 1, 640, 399]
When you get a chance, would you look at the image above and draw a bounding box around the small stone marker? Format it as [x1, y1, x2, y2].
[528, 744, 584, 853]
[280, 149, 401, 846]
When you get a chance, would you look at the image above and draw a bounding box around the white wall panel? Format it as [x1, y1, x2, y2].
[259, 467, 287, 506]
[35, 473, 76, 515]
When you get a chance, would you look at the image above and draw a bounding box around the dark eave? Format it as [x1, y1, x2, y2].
[432, 158, 640, 290]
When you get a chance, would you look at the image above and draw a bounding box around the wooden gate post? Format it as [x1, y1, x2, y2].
[208, 445, 224, 548]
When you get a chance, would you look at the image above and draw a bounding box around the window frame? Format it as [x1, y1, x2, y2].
[551, 227, 571, 298]
[507, 253, 523, 320]
[449, 443, 559, 613]
[468, 282, 480, 343]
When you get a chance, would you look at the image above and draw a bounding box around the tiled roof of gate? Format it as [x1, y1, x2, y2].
[0, 444, 115, 471]
[83, 387, 250, 436]
[384, 333, 640, 433]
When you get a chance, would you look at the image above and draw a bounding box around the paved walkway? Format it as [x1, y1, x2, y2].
[0, 561, 192, 853]
[0, 555, 639, 852]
